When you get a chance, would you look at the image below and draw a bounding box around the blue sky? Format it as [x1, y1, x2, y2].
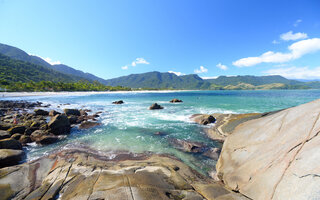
[0, 0, 320, 79]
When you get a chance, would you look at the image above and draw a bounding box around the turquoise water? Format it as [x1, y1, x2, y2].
[3, 90, 320, 174]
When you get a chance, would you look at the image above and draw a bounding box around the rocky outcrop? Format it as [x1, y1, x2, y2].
[34, 109, 49, 116]
[64, 108, 81, 116]
[216, 99, 320, 200]
[0, 138, 22, 150]
[112, 100, 124, 104]
[0, 149, 25, 168]
[170, 99, 183, 103]
[49, 110, 60, 116]
[48, 114, 71, 135]
[0, 148, 248, 200]
[192, 114, 216, 125]
[149, 103, 164, 110]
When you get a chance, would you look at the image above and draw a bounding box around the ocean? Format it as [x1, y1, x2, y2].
[4, 90, 320, 175]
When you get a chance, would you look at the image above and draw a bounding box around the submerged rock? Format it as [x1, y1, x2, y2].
[149, 103, 164, 110]
[216, 99, 320, 199]
[0, 148, 248, 200]
[0, 149, 25, 168]
[48, 114, 71, 135]
[112, 100, 124, 104]
[79, 121, 101, 129]
[170, 98, 183, 103]
[170, 138, 206, 153]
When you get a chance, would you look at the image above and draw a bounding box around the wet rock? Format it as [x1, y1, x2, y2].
[170, 138, 206, 153]
[154, 131, 167, 136]
[64, 108, 80, 116]
[19, 135, 32, 144]
[68, 115, 79, 124]
[112, 100, 124, 104]
[11, 133, 22, 140]
[0, 122, 11, 130]
[80, 110, 88, 116]
[49, 110, 60, 116]
[170, 98, 183, 103]
[202, 147, 221, 160]
[0, 149, 25, 168]
[192, 114, 216, 125]
[0, 130, 10, 140]
[149, 103, 164, 110]
[34, 109, 49, 116]
[30, 130, 47, 141]
[0, 138, 22, 150]
[79, 121, 101, 129]
[48, 114, 71, 135]
[7, 126, 26, 135]
[36, 135, 61, 145]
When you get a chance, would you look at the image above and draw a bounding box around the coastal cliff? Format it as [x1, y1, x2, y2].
[216, 99, 320, 199]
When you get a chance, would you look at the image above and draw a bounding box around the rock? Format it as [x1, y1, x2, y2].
[191, 114, 216, 125]
[19, 135, 32, 144]
[68, 115, 79, 124]
[0, 148, 248, 200]
[48, 114, 71, 135]
[216, 99, 320, 200]
[30, 130, 47, 141]
[170, 98, 183, 103]
[0, 138, 22, 150]
[154, 131, 167, 136]
[7, 125, 26, 135]
[34, 109, 49, 116]
[112, 100, 124, 104]
[79, 121, 101, 129]
[0, 130, 10, 140]
[80, 109, 88, 116]
[64, 108, 80, 116]
[49, 110, 60, 116]
[202, 147, 220, 160]
[149, 103, 164, 110]
[11, 133, 22, 140]
[0, 149, 25, 168]
[24, 127, 36, 135]
[0, 122, 11, 130]
[36, 135, 60, 145]
[170, 138, 206, 153]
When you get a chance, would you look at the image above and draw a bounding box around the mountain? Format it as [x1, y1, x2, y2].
[205, 75, 301, 86]
[0, 53, 82, 83]
[0, 43, 106, 83]
[104, 71, 211, 89]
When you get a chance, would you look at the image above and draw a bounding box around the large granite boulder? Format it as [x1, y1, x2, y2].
[7, 125, 26, 135]
[34, 109, 49, 116]
[48, 114, 71, 135]
[0, 138, 22, 150]
[0, 148, 248, 200]
[0, 130, 10, 140]
[64, 108, 81, 116]
[192, 114, 216, 125]
[216, 99, 320, 200]
[0, 149, 25, 168]
[149, 103, 164, 110]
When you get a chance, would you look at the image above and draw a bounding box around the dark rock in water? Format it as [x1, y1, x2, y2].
[0, 149, 25, 168]
[112, 100, 124, 104]
[49, 110, 60, 116]
[7, 126, 26, 135]
[34, 109, 49, 116]
[0, 130, 10, 140]
[48, 114, 71, 135]
[36, 135, 61, 145]
[192, 114, 216, 125]
[154, 131, 167, 136]
[0, 100, 42, 109]
[79, 121, 101, 129]
[169, 138, 206, 153]
[0, 138, 22, 150]
[202, 147, 221, 160]
[68, 115, 79, 124]
[0, 122, 11, 130]
[149, 103, 164, 110]
[19, 135, 32, 144]
[170, 98, 183, 103]
[64, 109, 80, 116]
[11, 133, 22, 140]
[80, 110, 88, 116]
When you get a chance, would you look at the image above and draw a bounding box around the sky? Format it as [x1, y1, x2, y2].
[0, 0, 320, 80]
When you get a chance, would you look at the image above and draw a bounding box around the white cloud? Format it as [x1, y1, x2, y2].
[280, 31, 308, 41]
[272, 40, 279, 44]
[294, 19, 302, 27]
[201, 76, 218, 79]
[131, 58, 149, 66]
[264, 66, 320, 79]
[233, 38, 320, 67]
[168, 71, 185, 76]
[194, 66, 208, 74]
[121, 65, 128, 70]
[216, 63, 228, 70]
[29, 54, 61, 65]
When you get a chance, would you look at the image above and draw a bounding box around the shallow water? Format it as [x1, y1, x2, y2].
[3, 90, 320, 175]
